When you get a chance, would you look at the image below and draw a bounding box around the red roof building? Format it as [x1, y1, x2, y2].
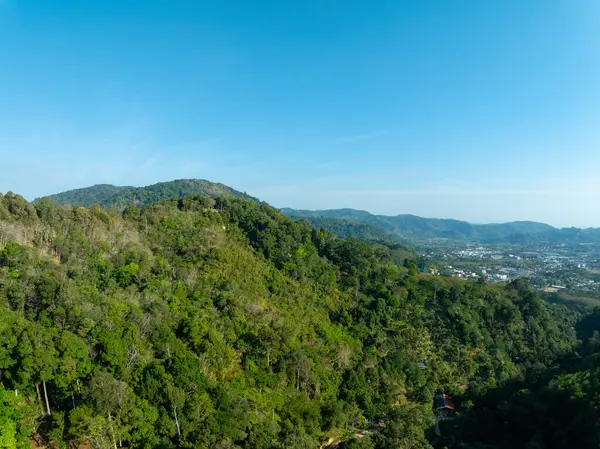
[434, 393, 455, 411]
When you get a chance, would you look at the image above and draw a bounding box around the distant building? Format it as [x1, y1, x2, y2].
[434, 393, 455, 416]
[434, 393, 457, 436]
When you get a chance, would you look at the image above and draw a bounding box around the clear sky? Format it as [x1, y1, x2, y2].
[1, 1, 599, 227]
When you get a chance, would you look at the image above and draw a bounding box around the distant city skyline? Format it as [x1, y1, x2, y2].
[1, 1, 600, 227]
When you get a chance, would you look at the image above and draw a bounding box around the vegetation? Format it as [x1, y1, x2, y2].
[289, 216, 398, 243]
[0, 190, 590, 448]
[35, 179, 258, 210]
[40, 182, 600, 245]
[442, 308, 600, 449]
[286, 216, 415, 267]
[552, 291, 600, 308]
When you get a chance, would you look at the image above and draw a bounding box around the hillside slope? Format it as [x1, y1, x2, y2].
[0, 191, 582, 448]
[35, 179, 258, 209]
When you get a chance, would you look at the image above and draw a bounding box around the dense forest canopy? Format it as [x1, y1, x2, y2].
[286, 216, 400, 244]
[34, 179, 258, 210]
[0, 189, 596, 448]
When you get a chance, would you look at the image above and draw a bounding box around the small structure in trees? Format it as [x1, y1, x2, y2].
[434, 392, 457, 437]
[434, 393, 455, 417]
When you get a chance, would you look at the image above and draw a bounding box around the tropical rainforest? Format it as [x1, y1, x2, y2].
[0, 184, 598, 448]
[36, 180, 258, 210]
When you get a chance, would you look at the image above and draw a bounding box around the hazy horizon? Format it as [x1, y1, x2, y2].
[2, 1, 600, 228]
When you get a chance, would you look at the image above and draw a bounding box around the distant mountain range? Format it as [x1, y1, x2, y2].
[282, 208, 600, 245]
[33, 179, 600, 245]
[34, 179, 258, 209]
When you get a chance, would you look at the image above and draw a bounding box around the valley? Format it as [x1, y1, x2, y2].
[419, 240, 600, 304]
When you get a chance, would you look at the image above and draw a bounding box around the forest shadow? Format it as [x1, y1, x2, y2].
[433, 314, 600, 449]
[438, 377, 598, 449]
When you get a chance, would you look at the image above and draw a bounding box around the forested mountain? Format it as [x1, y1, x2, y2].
[39, 181, 600, 245]
[283, 216, 415, 269]
[283, 208, 600, 244]
[290, 217, 397, 243]
[0, 190, 589, 448]
[38, 181, 412, 254]
[34, 179, 258, 210]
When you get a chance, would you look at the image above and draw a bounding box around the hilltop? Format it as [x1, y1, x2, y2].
[34, 179, 259, 210]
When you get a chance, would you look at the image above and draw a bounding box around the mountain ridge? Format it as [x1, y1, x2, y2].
[282, 207, 600, 244]
[32, 180, 600, 244]
[34, 179, 259, 209]
[282, 208, 569, 230]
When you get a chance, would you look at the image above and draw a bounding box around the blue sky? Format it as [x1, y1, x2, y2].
[1, 1, 599, 227]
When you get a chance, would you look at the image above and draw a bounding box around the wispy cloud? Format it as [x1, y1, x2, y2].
[0, 119, 226, 199]
[329, 129, 388, 145]
[312, 161, 338, 170]
[337, 188, 555, 196]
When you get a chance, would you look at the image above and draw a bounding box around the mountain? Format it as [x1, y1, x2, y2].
[34, 179, 258, 209]
[0, 191, 585, 448]
[293, 216, 415, 265]
[34, 180, 600, 245]
[283, 208, 600, 244]
[290, 215, 397, 241]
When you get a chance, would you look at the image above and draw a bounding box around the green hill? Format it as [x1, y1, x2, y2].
[287, 215, 398, 242]
[282, 208, 600, 244]
[0, 191, 583, 448]
[35, 178, 258, 209]
[285, 216, 415, 265]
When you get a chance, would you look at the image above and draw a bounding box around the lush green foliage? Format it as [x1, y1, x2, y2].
[290, 216, 398, 243]
[0, 191, 581, 448]
[0, 386, 36, 449]
[35, 179, 258, 210]
[286, 216, 415, 267]
[442, 308, 600, 448]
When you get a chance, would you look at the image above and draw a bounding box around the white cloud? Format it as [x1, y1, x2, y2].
[336, 188, 555, 196]
[329, 129, 388, 145]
